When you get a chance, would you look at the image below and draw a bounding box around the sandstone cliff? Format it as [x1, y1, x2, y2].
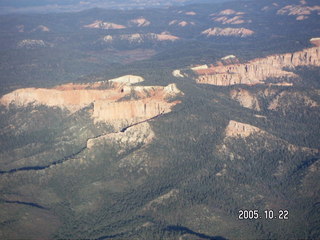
[0, 76, 183, 129]
[195, 46, 320, 86]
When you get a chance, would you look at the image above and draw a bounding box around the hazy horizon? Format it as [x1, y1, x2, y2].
[0, 0, 237, 14]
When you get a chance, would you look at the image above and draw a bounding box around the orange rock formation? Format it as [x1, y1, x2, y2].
[195, 46, 320, 86]
[0, 76, 183, 129]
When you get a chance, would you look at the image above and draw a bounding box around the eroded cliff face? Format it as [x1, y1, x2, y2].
[0, 75, 183, 129]
[230, 88, 260, 111]
[195, 46, 320, 86]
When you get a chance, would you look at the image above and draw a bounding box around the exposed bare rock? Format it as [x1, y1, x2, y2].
[84, 20, 126, 29]
[211, 9, 245, 16]
[211, 10, 251, 25]
[169, 20, 195, 27]
[296, 15, 309, 20]
[128, 17, 150, 27]
[0, 77, 183, 130]
[120, 33, 145, 43]
[102, 32, 179, 44]
[254, 114, 266, 119]
[230, 89, 261, 111]
[108, 75, 144, 85]
[185, 11, 196, 16]
[172, 69, 184, 78]
[195, 46, 320, 86]
[277, 4, 320, 21]
[16, 25, 24, 32]
[191, 64, 209, 71]
[218, 9, 237, 15]
[92, 97, 179, 128]
[217, 120, 318, 165]
[201, 27, 254, 37]
[17, 39, 51, 49]
[277, 4, 320, 15]
[103, 35, 113, 43]
[225, 120, 261, 138]
[87, 122, 154, 150]
[212, 15, 250, 25]
[31, 25, 50, 32]
[268, 91, 319, 110]
[311, 37, 320, 47]
[219, 55, 240, 65]
[155, 32, 180, 41]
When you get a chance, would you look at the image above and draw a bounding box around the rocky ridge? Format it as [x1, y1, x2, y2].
[84, 20, 126, 29]
[0, 75, 183, 130]
[195, 45, 320, 86]
[220, 120, 317, 161]
[128, 18, 150, 27]
[277, 4, 320, 21]
[230, 88, 261, 111]
[225, 120, 261, 138]
[201, 27, 254, 37]
[211, 9, 250, 25]
[169, 20, 195, 27]
[102, 32, 179, 44]
[31, 25, 50, 32]
[87, 122, 154, 151]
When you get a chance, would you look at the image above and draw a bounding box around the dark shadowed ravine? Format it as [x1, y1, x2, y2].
[0, 113, 165, 175]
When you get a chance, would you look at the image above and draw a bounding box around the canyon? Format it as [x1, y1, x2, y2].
[194, 45, 320, 86]
[0, 75, 183, 130]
